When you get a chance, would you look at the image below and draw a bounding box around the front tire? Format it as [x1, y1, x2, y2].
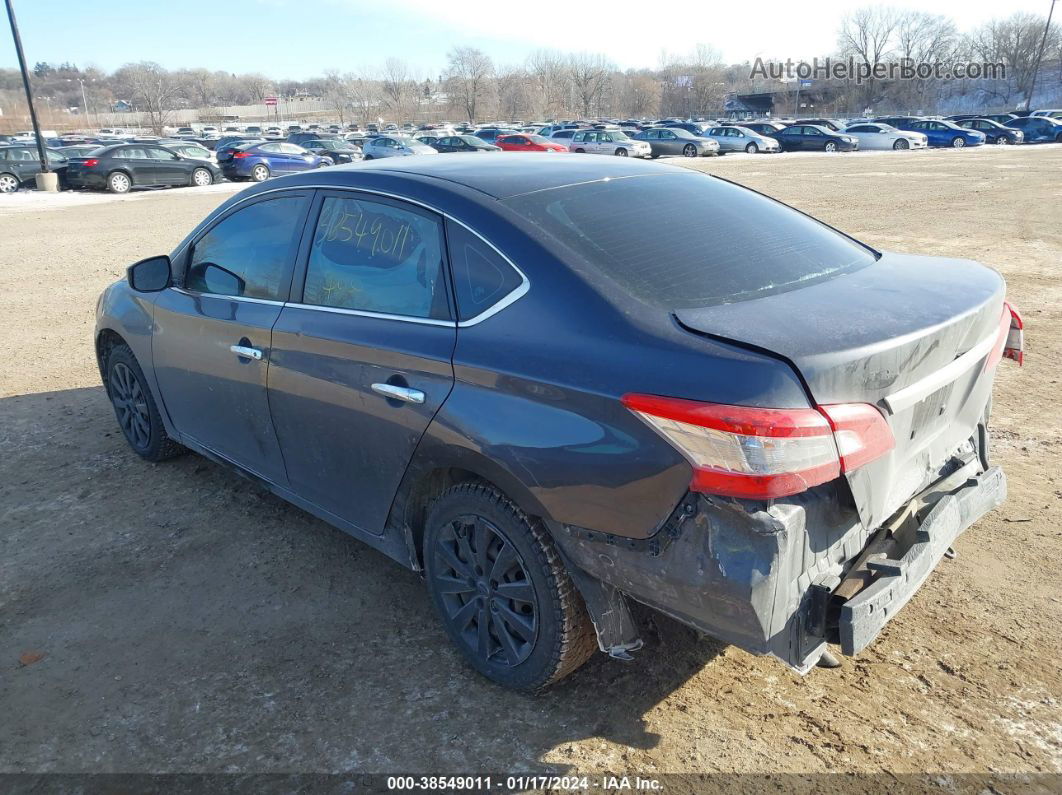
[191, 167, 213, 187]
[107, 171, 131, 193]
[745, 142, 758, 154]
[614, 147, 628, 156]
[893, 138, 909, 150]
[320, 157, 335, 166]
[105, 344, 184, 462]
[424, 483, 596, 691]
[0, 172, 19, 193]
[951, 136, 966, 148]
[250, 164, 270, 182]
[682, 144, 697, 157]
[824, 141, 838, 152]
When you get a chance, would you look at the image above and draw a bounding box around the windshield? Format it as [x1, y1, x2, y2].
[610, 131, 631, 141]
[503, 172, 876, 308]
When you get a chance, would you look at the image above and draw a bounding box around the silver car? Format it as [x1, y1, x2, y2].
[569, 129, 652, 158]
[633, 127, 720, 157]
[362, 135, 438, 160]
[843, 122, 928, 150]
[704, 126, 780, 154]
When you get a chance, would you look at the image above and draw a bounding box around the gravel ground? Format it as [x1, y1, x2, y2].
[1, 147, 1060, 778]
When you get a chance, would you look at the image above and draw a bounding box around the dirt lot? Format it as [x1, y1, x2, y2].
[1, 147, 1060, 778]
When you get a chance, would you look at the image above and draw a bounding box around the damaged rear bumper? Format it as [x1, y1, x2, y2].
[551, 464, 1006, 673]
[839, 465, 1005, 655]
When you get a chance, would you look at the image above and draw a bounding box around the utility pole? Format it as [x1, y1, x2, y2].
[1026, 0, 1057, 110]
[4, 0, 53, 187]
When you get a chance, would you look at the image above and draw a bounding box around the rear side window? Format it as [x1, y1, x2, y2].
[504, 172, 876, 309]
[445, 221, 523, 322]
[302, 195, 449, 320]
[186, 196, 307, 299]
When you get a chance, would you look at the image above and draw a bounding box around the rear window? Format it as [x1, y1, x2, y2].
[503, 172, 876, 308]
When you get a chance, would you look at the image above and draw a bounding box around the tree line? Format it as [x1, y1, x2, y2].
[1, 7, 1058, 132]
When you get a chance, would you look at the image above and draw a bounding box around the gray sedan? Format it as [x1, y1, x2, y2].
[632, 127, 720, 158]
[704, 126, 780, 154]
[362, 135, 438, 160]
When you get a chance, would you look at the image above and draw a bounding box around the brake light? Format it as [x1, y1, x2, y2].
[621, 394, 894, 500]
[985, 301, 1024, 370]
[233, 151, 252, 158]
[82, 159, 98, 167]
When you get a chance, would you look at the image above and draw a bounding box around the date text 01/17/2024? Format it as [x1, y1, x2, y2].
[385, 775, 664, 791]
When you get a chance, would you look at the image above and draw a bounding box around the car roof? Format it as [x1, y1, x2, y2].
[275, 151, 692, 200]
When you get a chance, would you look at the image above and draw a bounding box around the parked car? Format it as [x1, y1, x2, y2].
[741, 121, 788, 138]
[633, 127, 721, 157]
[1005, 116, 1062, 143]
[163, 141, 218, 163]
[56, 144, 104, 159]
[97, 154, 1022, 691]
[64, 143, 219, 193]
[362, 136, 439, 159]
[474, 127, 519, 143]
[791, 118, 847, 131]
[1029, 108, 1062, 119]
[219, 142, 323, 182]
[245, 126, 263, 136]
[569, 129, 652, 158]
[663, 121, 709, 136]
[264, 127, 284, 139]
[0, 146, 69, 192]
[495, 134, 568, 153]
[426, 135, 501, 153]
[842, 122, 928, 150]
[703, 125, 781, 154]
[547, 129, 583, 143]
[288, 131, 342, 147]
[771, 124, 859, 152]
[956, 119, 1024, 145]
[894, 119, 986, 148]
[300, 139, 364, 165]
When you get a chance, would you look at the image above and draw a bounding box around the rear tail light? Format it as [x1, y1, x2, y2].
[985, 301, 1024, 370]
[621, 394, 894, 500]
[82, 159, 98, 167]
[233, 151, 251, 158]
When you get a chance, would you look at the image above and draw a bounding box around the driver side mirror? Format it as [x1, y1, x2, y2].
[127, 255, 171, 292]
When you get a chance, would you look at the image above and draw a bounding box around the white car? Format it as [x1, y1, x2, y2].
[843, 122, 928, 150]
[569, 129, 652, 158]
[1030, 108, 1062, 119]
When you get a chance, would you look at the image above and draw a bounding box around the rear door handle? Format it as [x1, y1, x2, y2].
[230, 345, 263, 361]
[371, 383, 425, 404]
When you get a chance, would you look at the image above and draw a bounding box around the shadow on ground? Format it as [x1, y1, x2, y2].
[1, 386, 723, 773]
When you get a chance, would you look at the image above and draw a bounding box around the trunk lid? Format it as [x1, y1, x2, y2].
[675, 252, 1006, 530]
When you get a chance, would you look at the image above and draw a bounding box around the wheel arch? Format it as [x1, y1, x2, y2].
[386, 446, 553, 572]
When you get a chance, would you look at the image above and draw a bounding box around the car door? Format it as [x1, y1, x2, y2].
[151, 192, 312, 484]
[119, 146, 161, 185]
[147, 146, 187, 184]
[267, 190, 457, 533]
[656, 129, 678, 154]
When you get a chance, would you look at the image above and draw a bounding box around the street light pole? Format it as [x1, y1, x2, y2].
[1026, 0, 1057, 110]
[4, 0, 50, 175]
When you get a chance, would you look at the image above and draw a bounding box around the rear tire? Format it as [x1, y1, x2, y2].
[105, 344, 185, 462]
[574, 148, 585, 153]
[424, 482, 596, 691]
[251, 164, 270, 182]
[107, 171, 131, 193]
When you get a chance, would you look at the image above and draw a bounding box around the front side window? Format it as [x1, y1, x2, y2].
[302, 195, 448, 320]
[186, 196, 307, 300]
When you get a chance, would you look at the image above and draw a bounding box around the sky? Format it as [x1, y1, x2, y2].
[0, 0, 1055, 80]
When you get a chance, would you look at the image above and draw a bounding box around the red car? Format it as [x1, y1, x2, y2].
[495, 134, 568, 153]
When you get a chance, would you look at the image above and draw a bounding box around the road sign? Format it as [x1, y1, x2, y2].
[265, 96, 278, 106]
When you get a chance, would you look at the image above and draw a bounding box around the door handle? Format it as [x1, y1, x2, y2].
[230, 344, 263, 361]
[371, 383, 425, 404]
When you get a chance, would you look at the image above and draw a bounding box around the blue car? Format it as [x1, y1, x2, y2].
[219, 141, 323, 182]
[1006, 116, 1062, 144]
[957, 118, 1024, 145]
[899, 119, 986, 148]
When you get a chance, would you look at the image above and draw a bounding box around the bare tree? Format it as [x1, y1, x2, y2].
[495, 66, 529, 121]
[380, 58, 412, 118]
[568, 53, 612, 117]
[837, 6, 902, 108]
[112, 61, 180, 134]
[445, 47, 494, 122]
[526, 50, 570, 119]
[967, 13, 1057, 108]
